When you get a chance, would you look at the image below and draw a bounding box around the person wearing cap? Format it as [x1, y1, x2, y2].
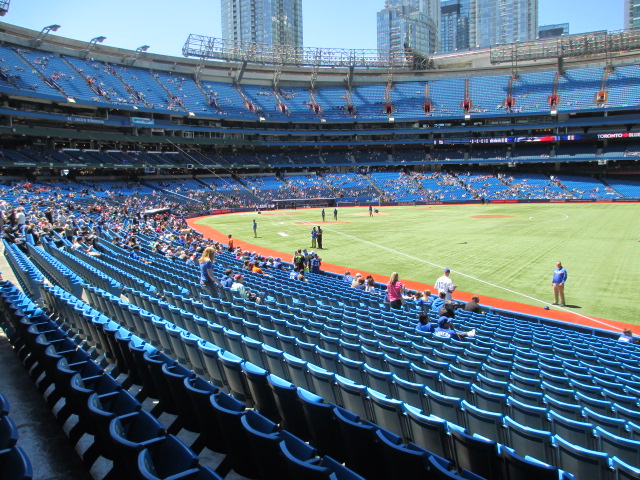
[351, 273, 362, 288]
[435, 316, 475, 340]
[273, 257, 284, 270]
[434, 268, 457, 301]
[310, 253, 322, 274]
[342, 270, 353, 284]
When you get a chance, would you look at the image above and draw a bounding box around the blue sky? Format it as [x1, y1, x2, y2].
[1, 0, 624, 57]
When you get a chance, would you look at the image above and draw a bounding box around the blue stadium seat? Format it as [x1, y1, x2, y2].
[611, 456, 640, 480]
[509, 384, 545, 408]
[136, 434, 199, 480]
[404, 404, 455, 460]
[0, 415, 18, 451]
[297, 388, 346, 462]
[584, 407, 628, 438]
[596, 426, 640, 467]
[549, 409, 597, 451]
[471, 384, 508, 416]
[503, 416, 555, 465]
[553, 434, 612, 480]
[0, 446, 33, 480]
[545, 395, 585, 421]
[507, 396, 550, 431]
[375, 428, 432, 480]
[333, 406, 387, 480]
[425, 388, 465, 427]
[109, 409, 167, 479]
[367, 388, 409, 440]
[364, 364, 396, 399]
[450, 428, 503, 480]
[268, 374, 311, 441]
[461, 400, 505, 444]
[501, 446, 561, 480]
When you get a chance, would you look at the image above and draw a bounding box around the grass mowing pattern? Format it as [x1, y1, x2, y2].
[195, 203, 640, 325]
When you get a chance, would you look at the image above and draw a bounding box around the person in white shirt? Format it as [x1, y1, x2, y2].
[434, 268, 456, 301]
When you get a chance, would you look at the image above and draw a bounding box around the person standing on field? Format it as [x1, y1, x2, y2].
[321, 208, 326, 222]
[552, 261, 567, 307]
[333, 208, 338, 220]
[253, 219, 257, 238]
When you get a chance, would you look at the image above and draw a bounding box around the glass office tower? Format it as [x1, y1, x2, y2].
[440, 0, 470, 53]
[470, 0, 538, 48]
[440, 0, 537, 52]
[221, 0, 303, 48]
[377, 0, 439, 58]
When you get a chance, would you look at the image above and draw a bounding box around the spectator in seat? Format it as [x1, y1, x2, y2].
[220, 268, 234, 288]
[430, 291, 447, 314]
[464, 295, 483, 314]
[416, 312, 435, 333]
[435, 317, 475, 340]
[619, 328, 635, 343]
[231, 274, 261, 303]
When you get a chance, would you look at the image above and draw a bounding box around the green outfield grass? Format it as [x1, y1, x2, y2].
[195, 203, 640, 325]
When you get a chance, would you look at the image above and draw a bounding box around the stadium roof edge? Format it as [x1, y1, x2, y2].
[3, 21, 640, 87]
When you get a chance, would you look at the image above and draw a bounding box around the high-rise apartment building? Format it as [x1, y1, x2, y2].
[221, 0, 303, 48]
[440, 0, 537, 53]
[440, 0, 470, 53]
[377, 0, 439, 58]
[625, 0, 640, 29]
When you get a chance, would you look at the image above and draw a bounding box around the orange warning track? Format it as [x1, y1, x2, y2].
[187, 216, 632, 334]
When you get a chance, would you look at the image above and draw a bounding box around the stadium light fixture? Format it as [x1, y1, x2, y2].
[82, 35, 106, 58]
[125, 45, 151, 65]
[32, 24, 61, 47]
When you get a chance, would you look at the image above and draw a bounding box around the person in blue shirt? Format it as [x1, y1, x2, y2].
[552, 261, 567, 307]
[253, 219, 257, 238]
[220, 268, 234, 288]
[430, 291, 446, 313]
[435, 317, 475, 340]
[416, 312, 434, 333]
[321, 208, 326, 222]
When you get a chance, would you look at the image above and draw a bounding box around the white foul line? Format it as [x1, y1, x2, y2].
[325, 227, 619, 331]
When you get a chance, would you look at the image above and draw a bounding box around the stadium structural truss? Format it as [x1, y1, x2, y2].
[182, 33, 428, 70]
[490, 28, 640, 64]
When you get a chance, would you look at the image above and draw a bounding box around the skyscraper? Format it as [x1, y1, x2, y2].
[440, 0, 537, 52]
[470, 0, 537, 48]
[221, 0, 303, 48]
[625, 0, 640, 29]
[377, 0, 439, 59]
[440, 0, 470, 53]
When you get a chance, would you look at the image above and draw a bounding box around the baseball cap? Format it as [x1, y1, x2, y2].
[444, 268, 451, 273]
[438, 316, 450, 328]
[234, 274, 243, 281]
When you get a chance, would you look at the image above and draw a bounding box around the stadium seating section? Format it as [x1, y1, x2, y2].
[3, 43, 640, 122]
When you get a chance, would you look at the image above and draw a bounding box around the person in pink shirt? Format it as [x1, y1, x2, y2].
[386, 272, 405, 309]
